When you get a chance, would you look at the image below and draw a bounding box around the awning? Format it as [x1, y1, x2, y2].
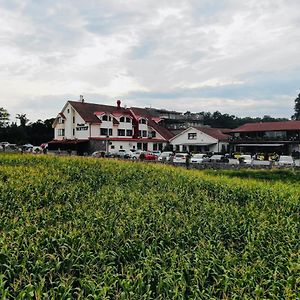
[179, 143, 216, 146]
[48, 139, 89, 145]
[236, 144, 284, 147]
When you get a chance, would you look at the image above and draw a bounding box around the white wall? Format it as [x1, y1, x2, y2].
[170, 127, 229, 153]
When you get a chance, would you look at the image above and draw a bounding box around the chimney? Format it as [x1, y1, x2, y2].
[80, 95, 84, 103]
[117, 99, 121, 108]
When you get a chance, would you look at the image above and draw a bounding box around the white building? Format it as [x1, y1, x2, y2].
[50, 98, 173, 154]
[170, 127, 230, 153]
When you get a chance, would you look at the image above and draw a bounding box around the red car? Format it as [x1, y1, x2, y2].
[143, 152, 157, 160]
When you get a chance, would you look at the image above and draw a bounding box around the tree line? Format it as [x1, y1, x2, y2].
[0, 108, 54, 145]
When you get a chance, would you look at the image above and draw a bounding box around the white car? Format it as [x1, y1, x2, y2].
[131, 150, 145, 160]
[151, 151, 161, 157]
[190, 153, 209, 164]
[158, 151, 173, 162]
[239, 155, 253, 165]
[173, 153, 189, 164]
[278, 156, 295, 167]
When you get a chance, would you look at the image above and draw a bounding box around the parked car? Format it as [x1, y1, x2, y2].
[233, 152, 243, 159]
[158, 151, 173, 162]
[239, 154, 253, 165]
[209, 154, 229, 163]
[130, 150, 145, 160]
[190, 153, 209, 164]
[91, 151, 105, 158]
[173, 153, 189, 164]
[151, 150, 161, 157]
[278, 155, 295, 167]
[143, 152, 157, 160]
[114, 150, 130, 158]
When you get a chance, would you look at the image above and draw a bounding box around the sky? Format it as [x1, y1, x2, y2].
[0, 0, 300, 122]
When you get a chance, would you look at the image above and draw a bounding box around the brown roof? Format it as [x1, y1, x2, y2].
[193, 127, 230, 141]
[130, 107, 174, 140]
[148, 119, 175, 140]
[231, 121, 300, 133]
[66, 101, 173, 141]
[68, 101, 130, 123]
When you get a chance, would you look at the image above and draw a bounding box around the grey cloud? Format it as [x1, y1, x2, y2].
[0, 0, 299, 121]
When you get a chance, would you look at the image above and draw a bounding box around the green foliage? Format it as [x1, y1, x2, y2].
[0, 118, 54, 145]
[292, 93, 300, 120]
[0, 154, 299, 299]
[200, 111, 289, 129]
[0, 107, 10, 128]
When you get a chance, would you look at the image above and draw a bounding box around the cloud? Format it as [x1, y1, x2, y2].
[0, 0, 299, 122]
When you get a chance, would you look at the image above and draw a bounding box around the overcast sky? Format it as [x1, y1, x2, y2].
[0, 0, 299, 122]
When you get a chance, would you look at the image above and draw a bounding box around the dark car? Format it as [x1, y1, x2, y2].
[209, 154, 229, 163]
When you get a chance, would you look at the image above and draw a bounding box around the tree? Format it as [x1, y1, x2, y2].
[16, 114, 29, 127]
[292, 93, 300, 120]
[0, 107, 10, 127]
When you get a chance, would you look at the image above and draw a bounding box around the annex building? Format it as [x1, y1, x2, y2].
[230, 121, 300, 155]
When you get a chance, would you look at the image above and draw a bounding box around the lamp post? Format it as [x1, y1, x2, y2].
[106, 135, 109, 154]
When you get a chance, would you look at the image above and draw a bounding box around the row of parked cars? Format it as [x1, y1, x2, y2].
[0, 142, 45, 153]
[92, 149, 297, 167]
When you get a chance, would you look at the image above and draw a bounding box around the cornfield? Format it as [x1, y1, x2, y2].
[0, 154, 299, 299]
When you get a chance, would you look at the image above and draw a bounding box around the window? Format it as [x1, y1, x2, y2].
[120, 145, 123, 149]
[62, 119, 65, 124]
[100, 128, 113, 136]
[142, 130, 147, 137]
[188, 133, 197, 140]
[102, 115, 108, 121]
[139, 118, 147, 124]
[153, 143, 158, 151]
[126, 130, 133, 136]
[120, 116, 125, 122]
[58, 129, 65, 136]
[126, 117, 131, 123]
[111, 145, 115, 150]
[175, 145, 180, 151]
[138, 130, 141, 137]
[72, 116, 75, 124]
[100, 128, 108, 136]
[118, 129, 125, 136]
[73, 129, 75, 135]
[151, 131, 156, 138]
[67, 109, 70, 113]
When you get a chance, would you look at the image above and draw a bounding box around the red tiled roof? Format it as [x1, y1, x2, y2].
[193, 127, 230, 141]
[67, 101, 174, 141]
[231, 121, 300, 133]
[68, 101, 130, 123]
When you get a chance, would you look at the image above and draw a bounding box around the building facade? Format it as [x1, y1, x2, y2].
[169, 127, 230, 153]
[229, 121, 300, 155]
[50, 99, 173, 154]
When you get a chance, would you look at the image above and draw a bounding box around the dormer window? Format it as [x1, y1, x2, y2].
[126, 117, 131, 123]
[120, 116, 125, 122]
[102, 115, 111, 121]
[139, 118, 147, 124]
